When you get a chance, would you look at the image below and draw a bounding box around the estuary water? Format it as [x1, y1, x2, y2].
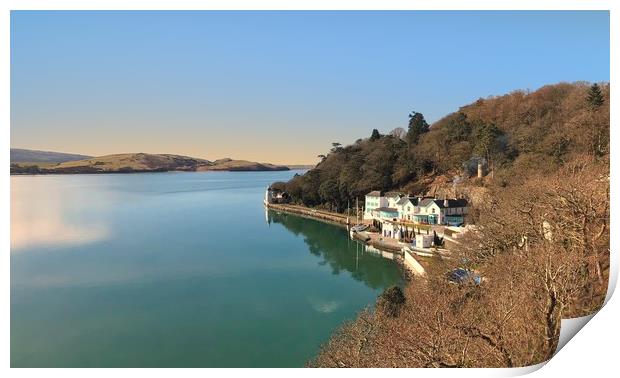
[11, 171, 403, 367]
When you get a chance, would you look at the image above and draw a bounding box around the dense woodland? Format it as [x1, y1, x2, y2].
[274, 82, 609, 212]
[296, 82, 610, 368]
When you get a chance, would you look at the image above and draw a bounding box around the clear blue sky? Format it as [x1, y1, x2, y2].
[11, 11, 609, 164]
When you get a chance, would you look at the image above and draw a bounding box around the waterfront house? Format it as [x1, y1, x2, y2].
[395, 197, 418, 221]
[411, 198, 438, 224]
[365, 189, 468, 226]
[364, 190, 388, 220]
[413, 198, 468, 226]
[438, 199, 468, 226]
[385, 192, 405, 208]
[371, 207, 400, 220]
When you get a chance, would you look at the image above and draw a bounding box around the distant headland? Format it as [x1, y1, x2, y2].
[10, 148, 313, 174]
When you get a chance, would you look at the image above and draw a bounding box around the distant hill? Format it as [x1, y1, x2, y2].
[204, 158, 292, 172]
[11, 148, 92, 163]
[10, 152, 290, 174]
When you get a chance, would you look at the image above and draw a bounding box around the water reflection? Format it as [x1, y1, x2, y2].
[11, 180, 109, 251]
[11, 173, 402, 367]
[267, 210, 404, 290]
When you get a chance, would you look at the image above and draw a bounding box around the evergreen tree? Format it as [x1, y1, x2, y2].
[473, 122, 502, 161]
[446, 112, 472, 143]
[330, 142, 342, 153]
[587, 83, 604, 108]
[406, 111, 429, 145]
[370, 129, 381, 141]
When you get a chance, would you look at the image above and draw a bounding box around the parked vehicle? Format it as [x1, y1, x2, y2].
[446, 268, 481, 285]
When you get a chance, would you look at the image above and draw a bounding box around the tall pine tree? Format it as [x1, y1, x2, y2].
[370, 129, 381, 141]
[587, 83, 604, 108]
[406, 111, 429, 145]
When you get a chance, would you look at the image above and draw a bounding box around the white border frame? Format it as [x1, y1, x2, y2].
[2, 2, 617, 377]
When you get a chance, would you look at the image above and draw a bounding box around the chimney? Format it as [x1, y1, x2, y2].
[444, 198, 449, 207]
[477, 161, 483, 178]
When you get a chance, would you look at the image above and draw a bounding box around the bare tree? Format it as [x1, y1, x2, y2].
[389, 127, 407, 141]
[309, 155, 609, 368]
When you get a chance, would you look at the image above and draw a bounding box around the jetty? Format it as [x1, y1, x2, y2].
[265, 203, 352, 226]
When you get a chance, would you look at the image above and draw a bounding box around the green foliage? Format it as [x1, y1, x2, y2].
[279, 82, 609, 209]
[587, 83, 604, 108]
[446, 112, 472, 143]
[370, 129, 381, 141]
[406, 111, 430, 145]
[331, 142, 343, 153]
[473, 122, 503, 160]
[270, 181, 287, 191]
[288, 133, 396, 209]
[433, 230, 444, 247]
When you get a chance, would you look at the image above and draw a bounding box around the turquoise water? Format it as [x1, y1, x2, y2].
[10, 171, 403, 367]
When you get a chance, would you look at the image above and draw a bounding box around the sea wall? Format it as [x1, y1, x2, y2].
[266, 202, 427, 277]
[265, 203, 351, 226]
[404, 251, 427, 277]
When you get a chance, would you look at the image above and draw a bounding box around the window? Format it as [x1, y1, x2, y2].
[407, 206, 410, 212]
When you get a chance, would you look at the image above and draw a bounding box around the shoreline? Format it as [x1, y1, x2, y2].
[10, 168, 308, 176]
[265, 202, 427, 277]
[265, 203, 353, 226]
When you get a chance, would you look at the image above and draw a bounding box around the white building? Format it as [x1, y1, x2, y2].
[414, 198, 468, 226]
[384, 192, 404, 208]
[364, 191, 388, 220]
[381, 220, 398, 239]
[395, 197, 418, 221]
[416, 234, 434, 248]
[264, 187, 290, 205]
[365, 190, 469, 226]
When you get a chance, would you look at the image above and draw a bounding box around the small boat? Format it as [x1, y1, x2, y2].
[350, 224, 369, 232]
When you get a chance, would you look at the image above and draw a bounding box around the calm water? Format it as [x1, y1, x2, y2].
[11, 171, 403, 367]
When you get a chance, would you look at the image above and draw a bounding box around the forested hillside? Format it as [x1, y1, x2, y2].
[304, 82, 610, 367]
[275, 82, 609, 211]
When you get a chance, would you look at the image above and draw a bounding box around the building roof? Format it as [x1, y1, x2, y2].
[395, 197, 409, 205]
[418, 198, 436, 207]
[434, 199, 468, 208]
[384, 191, 404, 198]
[372, 207, 399, 213]
[366, 190, 382, 197]
[396, 197, 415, 206]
